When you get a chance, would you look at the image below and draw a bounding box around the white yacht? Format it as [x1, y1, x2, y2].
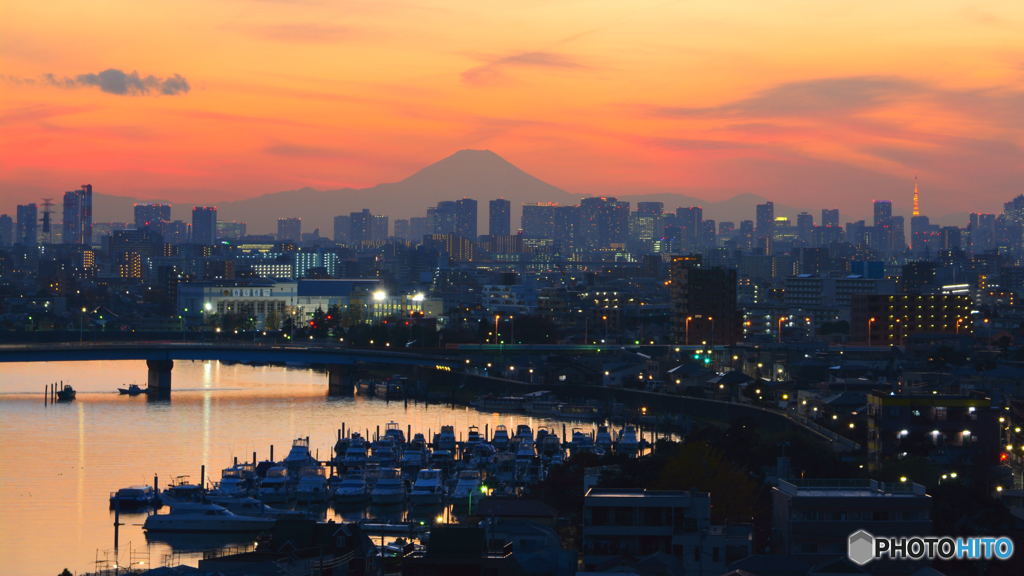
[370, 468, 405, 505]
[143, 502, 276, 533]
[332, 470, 370, 505]
[433, 425, 457, 452]
[616, 426, 640, 456]
[283, 437, 317, 473]
[258, 466, 291, 503]
[570, 429, 595, 455]
[465, 426, 482, 450]
[342, 434, 369, 469]
[109, 485, 157, 509]
[210, 464, 255, 498]
[409, 468, 445, 506]
[210, 497, 299, 518]
[492, 425, 510, 450]
[450, 470, 482, 501]
[595, 426, 613, 451]
[369, 439, 399, 468]
[384, 421, 406, 445]
[294, 466, 329, 503]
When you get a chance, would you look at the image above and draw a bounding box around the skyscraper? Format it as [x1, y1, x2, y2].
[912, 178, 921, 217]
[821, 209, 839, 228]
[455, 198, 478, 239]
[755, 201, 774, 239]
[578, 197, 629, 250]
[134, 203, 171, 230]
[62, 184, 93, 245]
[16, 203, 37, 245]
[873, 200, 892, 227]
[432, 201, 458, 236]
[489, 199, 511, 236]
[676, 206, 702, 244]
[277, 217, 302, 242]
[522, 203, 559, 239]
[191, 206, 218, 245]
[0, 215, 13, 247]
[333, 215, 350, 244]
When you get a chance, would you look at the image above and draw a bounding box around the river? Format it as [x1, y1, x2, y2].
[0, 360, 599, 576]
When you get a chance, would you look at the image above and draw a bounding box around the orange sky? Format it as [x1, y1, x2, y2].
[3, 0, 1024, 219]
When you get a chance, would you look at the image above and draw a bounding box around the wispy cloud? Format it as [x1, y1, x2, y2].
[264, 142, 351, 158]
[10, 69, 192, 96]
[241, 23, 356, 43]
[658, 76, 920, 118]
[462, 51, 587, 85]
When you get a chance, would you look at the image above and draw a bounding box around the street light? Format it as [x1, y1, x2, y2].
[493, 314, 501, 345]
[685, 316, 693, 345]
[868, 317, 876, 346]
[79, 307, 87, 342]
[777, 316, 788, 343]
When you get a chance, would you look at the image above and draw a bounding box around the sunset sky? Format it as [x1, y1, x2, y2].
[3, 0, 1024, 220]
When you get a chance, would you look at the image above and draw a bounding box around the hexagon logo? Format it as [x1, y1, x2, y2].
[848, 530, 875, 566]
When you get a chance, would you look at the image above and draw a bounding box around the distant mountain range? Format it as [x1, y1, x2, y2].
[92, 149, 947, 234]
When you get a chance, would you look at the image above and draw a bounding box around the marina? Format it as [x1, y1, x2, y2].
[0, 359, 670, 576]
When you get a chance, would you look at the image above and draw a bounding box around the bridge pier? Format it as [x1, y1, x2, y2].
[327, 365, 354, 396]
[147, 359, 173, 397]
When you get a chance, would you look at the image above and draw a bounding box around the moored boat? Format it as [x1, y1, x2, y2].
[142, 502, 276, 533]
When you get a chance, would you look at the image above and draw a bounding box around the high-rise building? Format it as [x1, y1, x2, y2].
[409, 217, 431, 242]
[521, 203, 559, 239]
[431, 201, 458, 236]
[62, 184, 93, 245]
[873, 200, 892, 227]
[489, 199, 511, 237]
[333, 215, 350, 244]
[755, 202, 774, 239]
[134, 203, 171, 230]
[821, 209, 840, 228]
[191, 206, 218, 245]
[0, 215, 13, 247]
[669, 257, 739, 346]
[676, 206, 702, 245]
[634, 202, 663, 243]
[796, 212, 814, 244]
[217, 221, 246, 241]
[455, 198, 477, 239]
[578, 197, 629, 250]
[393, 219, 410, 241]
[277, 217, 302, 242]
[16, 204, 37, 245]
[372, 215, 389, 242]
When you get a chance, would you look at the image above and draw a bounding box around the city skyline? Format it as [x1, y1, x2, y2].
[4, 2, 1024, 218]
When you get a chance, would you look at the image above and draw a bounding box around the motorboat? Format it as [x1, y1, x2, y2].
[465, 425, 482, 450]
[118, 384, 147, 396]
[258, 466, 291, 503]
[369, 439, 399, 468]
[341, 434, 369, 469]
[399, 446, 427, 472]
[409, 469, 445, 506]
[429, 449, 454, 471]
[109, 485, 158, 509]
[492, 425, 510, 450]
[209, 464, 255, 498]
[513, 424, 534, 446]
[283, 437, 317, 474]
[570, 429, 595, 455]
[616, 426, 640, 456]
[209, 496, 299, 518]
[383, 421, 405, 445]
[370, 468, 405, 505]
[433, 425, 456, 452]
[515, 441, 536, 465]
[143, 502, 276, 533]
[539, 432, 562, 458]
[55, 384, 76, 402]
[595, 425, 613, 451]
[161, 477, 205, 506]
[450, 470, 483, 501]
[332, 470, 370, 505]
[294, 466, 329, 503]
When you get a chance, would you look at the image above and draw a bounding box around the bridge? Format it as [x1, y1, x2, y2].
[0, 342, 455, 396]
